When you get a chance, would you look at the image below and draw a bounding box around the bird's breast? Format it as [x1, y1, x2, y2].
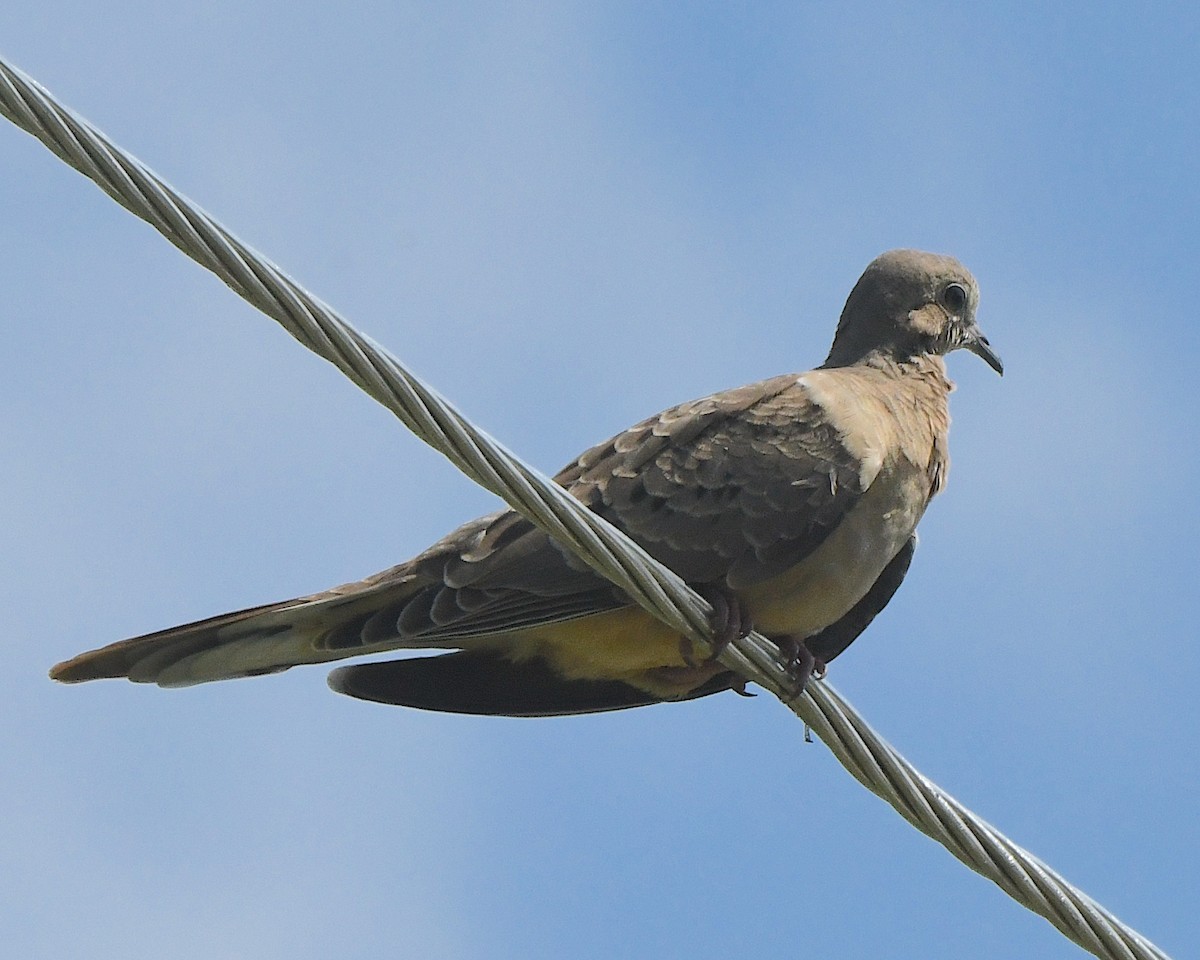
[740, 461, 929, 637]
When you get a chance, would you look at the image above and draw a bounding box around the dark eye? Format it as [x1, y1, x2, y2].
[941, 282, 968, 313]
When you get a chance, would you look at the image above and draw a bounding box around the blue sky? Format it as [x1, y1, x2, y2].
[2, 3, 1197, 958]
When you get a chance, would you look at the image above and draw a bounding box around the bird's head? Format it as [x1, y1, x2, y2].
[826, 249, 1003, 375]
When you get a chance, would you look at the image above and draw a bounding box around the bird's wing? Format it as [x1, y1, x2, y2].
[323, 534, 919, 717]
[380, 373, 869, 637]
[563, 373, 867, 589]
[327, 651, 738, 717]
[51, 373, 872, 686]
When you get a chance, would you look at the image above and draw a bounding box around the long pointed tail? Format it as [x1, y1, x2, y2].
[50, 577, 426, 688]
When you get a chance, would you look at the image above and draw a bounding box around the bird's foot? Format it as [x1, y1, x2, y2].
[776, 636, 827, 697]
[679, 583, 753, 667]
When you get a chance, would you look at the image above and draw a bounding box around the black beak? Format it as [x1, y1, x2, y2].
[965, 329, 1003, 376]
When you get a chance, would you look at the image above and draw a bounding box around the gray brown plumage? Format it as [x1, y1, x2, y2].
[50, 249, 1001, 716]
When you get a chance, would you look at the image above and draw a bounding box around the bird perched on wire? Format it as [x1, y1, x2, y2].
[50, 249, 1002, 716]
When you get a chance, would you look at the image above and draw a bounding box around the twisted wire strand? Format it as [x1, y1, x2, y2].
[0, 57, 1170, 960]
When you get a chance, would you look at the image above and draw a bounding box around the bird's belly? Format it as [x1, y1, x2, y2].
[502, 608, 687, 679]
[741, 465, 928, 637]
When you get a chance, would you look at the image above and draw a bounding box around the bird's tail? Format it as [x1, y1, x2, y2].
[49, 577, 428, 688]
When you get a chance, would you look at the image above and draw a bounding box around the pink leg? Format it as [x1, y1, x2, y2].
[776, 636, 827, 696]
[679, 583, 755, 667]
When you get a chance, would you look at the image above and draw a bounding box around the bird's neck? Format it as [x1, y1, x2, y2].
[818, 350, 954, 498]
[825, 349, 953, 392]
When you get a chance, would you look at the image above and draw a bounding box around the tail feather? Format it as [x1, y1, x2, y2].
[49, 579, 428, 688]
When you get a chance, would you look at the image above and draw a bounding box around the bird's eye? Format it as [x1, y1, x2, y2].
[941, 282, 968, 314]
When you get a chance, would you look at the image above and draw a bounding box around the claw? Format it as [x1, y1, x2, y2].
[693, 583, 753, 663]
[776, 636, 825, 697]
